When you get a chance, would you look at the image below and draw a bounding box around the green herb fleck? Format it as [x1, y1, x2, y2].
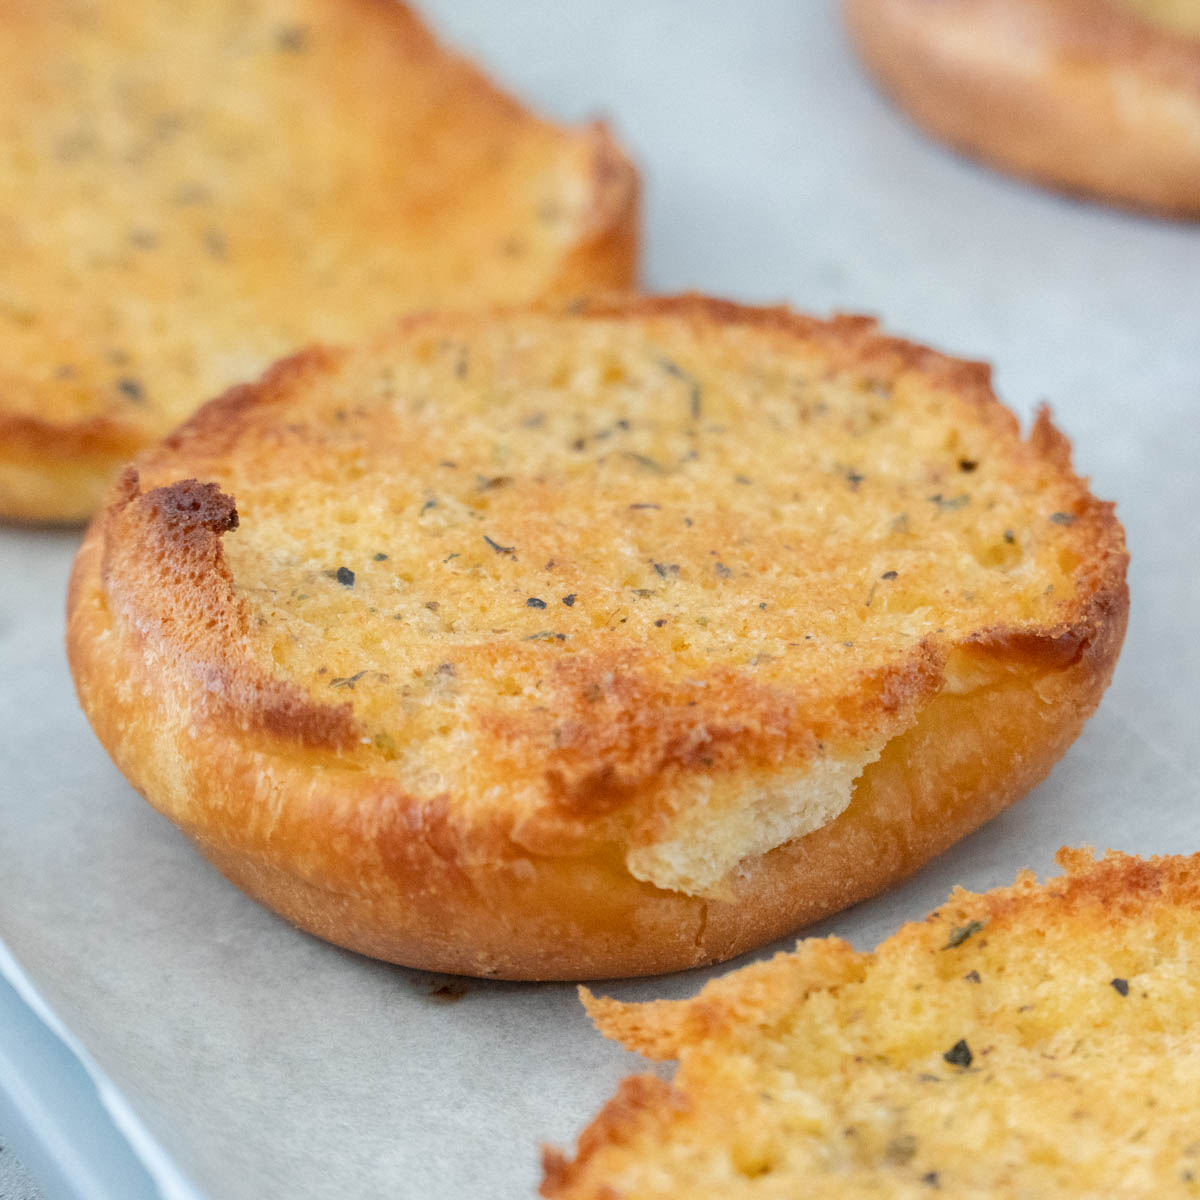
[943, 920, 985, 949]
[1111, 977, 1130, 996]
[652, 562, 680, 579]
[885, 1134, 918, 1165]
[623, 451, 669, 474]
[943, 1039, 973, 1068]
[881, 570, 898, 581]
[117, 377, 145, 404]
[484, 535, 515, 555]
[330, 670, 366, 689]
[526, 597, 547, 609]
[476, 475, 511, 492]
[929, 493, 970, 511]
[963, 970, 982, 984]
[335, 566, 355, 587]
[421, 498, 438, 514]
[922, 1172, 940, 1189]
[659, 357, 703, 419]
[1050, 512, 1076, 526]
[715, 562, 732, 579]
[524, 631, 567, 642]
[562, 594, 576, 607]
[629, 503, 661, 511]
[373, 552, 388, 561]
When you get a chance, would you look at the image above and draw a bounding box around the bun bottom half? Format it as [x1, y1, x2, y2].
[69, 519, 1124, 979]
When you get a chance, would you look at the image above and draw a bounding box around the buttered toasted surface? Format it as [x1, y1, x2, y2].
[1114, 0, 1200, 36]
[548, 850, 1200, 1198]
[0, 0, 634, 514]
[120, 299, 1124, 894]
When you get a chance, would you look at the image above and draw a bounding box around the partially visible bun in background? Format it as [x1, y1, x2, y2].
[0, 0, 638, 523]
[548, 848, 1200, 1197]
[844, 0, 1200, 217]
[68, 296, 1127, 980]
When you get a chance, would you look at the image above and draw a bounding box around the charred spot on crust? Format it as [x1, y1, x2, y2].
[144, 478, 238, 533]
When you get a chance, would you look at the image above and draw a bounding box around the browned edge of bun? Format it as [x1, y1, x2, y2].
[66, 296, 1128, 980]
[843, 0, 1200, 217]
[0, 414, 144, 525]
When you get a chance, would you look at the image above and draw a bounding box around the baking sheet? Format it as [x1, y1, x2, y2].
[2, 2, 1199, 1196]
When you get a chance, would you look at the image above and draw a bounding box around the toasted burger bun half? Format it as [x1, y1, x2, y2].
[0, 0, 637, 524]
[844, 0, 1200, 217]
[67, 296, 1128, 980]
[546, 849, 1200, 1197]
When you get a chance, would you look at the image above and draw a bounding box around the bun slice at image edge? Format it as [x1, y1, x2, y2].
[544, 848, 1200, 1198]
[0, 0, 637, 523]
[67, 296, 1128, 980]
[843, 0, 1200, 218]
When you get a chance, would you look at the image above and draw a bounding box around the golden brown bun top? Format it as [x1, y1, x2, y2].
[98, 296, 1127, 895]
[0, 0, 636, 489]
[547, 848, 1200, 1197]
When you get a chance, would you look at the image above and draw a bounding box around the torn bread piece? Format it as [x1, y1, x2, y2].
[547, 849, 1200, 1197]
[844, 0, 1200, 217]
[67, 296, 1127, 979]
[0, 0, 637, 522]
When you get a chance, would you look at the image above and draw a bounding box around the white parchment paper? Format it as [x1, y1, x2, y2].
[2, 2, 1199, 1196]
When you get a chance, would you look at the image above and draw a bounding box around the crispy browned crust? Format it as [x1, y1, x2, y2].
[844, 0, 1200, 217]
[66, 296, 1128, 980]
[543, 123, 642, 300]
[0, 413, 143, 525]
[542, 849, 1200, 1197]
[0, 1, 639, 524]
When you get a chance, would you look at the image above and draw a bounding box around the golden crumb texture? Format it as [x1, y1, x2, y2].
[0, 0, 638, 523]
[547, 848, 1200, 1198]
[67, 296, 1128, 979]
[844, 0, 1200, 217]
